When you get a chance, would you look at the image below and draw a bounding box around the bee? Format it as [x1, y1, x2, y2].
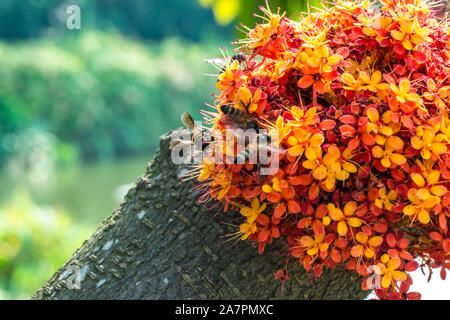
[171, 112, 201, 151]
[218, 53, 247, 74]
[181, 112, 195, 131]
[235, 145, 255, 164]
[234, 133, 272, 164]
[231, 52, 246, 64]
[218, 105, 260, 130]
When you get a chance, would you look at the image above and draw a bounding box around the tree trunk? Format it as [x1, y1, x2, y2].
[31, 128, 368, 300]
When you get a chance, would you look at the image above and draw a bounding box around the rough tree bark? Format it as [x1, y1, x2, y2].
[32, 128, 368, 300]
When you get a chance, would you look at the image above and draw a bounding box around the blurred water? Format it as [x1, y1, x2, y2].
[0, 155, 152, 225]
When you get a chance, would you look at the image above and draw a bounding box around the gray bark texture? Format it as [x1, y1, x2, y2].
[32, 128, 368, 300]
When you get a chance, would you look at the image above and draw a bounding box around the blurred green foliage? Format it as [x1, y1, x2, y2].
[0, 0, 230, 41]
[0, 190, 92, 299]
[0, 32, 220, 164]
[199, 0, 320, 26]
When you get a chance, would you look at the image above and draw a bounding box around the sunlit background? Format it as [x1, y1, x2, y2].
[0, 0, 447, 300]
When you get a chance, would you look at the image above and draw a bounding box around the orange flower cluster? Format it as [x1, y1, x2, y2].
[194, 0, 450, 300]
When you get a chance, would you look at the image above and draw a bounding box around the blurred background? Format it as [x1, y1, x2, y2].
[0, 0, 446, 300]
[0, 0, 315, 300]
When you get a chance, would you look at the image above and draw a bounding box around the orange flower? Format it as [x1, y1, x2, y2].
[298, 233, 329, 257]
[291, 106, 319, 127]
[287, 128, 324, 158]
[240, 198, 267, 224]
[327, 202, 362, 236]
[351, 232, 383, 259]
[411, 126, 447, 160]
[198, 157, 216, 181]
[403, 188, 440, 224]
[248, 14, 281, 49]
[372, 135, 407, 168]
[389, 79, 421, 104]
[211, 171, 233, 200]
[296, 43, 342, 95]
[359, 71, 389, 93]
[238, 87, 264, 114]
[376, 255, 408, 289]
[374, 187, 398, 211]
[216, 60, 245, 99]
[423, 79, 450, 111]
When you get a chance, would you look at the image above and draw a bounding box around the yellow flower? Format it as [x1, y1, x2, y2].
[270, 116, 292, 145]
[342, 72, 365, 91]
[240, 198, 267, 224]
[423, 79, 449, 111]
[411, 126, 447, 160]
[372, 135, 407, 168]
[198, 157, 216, 181]
[376, 255, 408, 289]
[239, 222, 257, 240]
[211, 171, 232, 200]
[351, 232, 383, 259]
[410, 18, 432, 45]
[390, 19, 414, 50]
[374, 187, 397, 211]
[291, 106, 319, 127]
[287, 128, 324, 158]
[303, 145, 357, 189]
[389, 79, 420, 104]
[359, 71, 389, 92]
[365, 108, 394, 138]
[298, 233, 329, 256]
[403, 188, 440, 224]
[238, 87, 263, 113]
[410, 170, 448, 198]
[327, 202, 362, 236]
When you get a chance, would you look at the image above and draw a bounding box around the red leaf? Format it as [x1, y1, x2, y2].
[413, 51, 427, 64]
[348, 138, 360, 151]
[319, 119, 336, 130]
[312, 220, 325, 235]
[271, 226, 280, 238]
[407, 292, 421, 300]
[405, 261, 419, 272]
[429, 231, 443, 241]
[443, 239, 450, 252]
[256, 214, 270, 226]
[386, 233, 396, 247]
[258, 229, 270, 243]
[287, 200, 301, 213]
[340, 124, 356, 138]
[340, 115, 357, 125]
[297, 217, 312, 229]
[398, 238, 409, 249]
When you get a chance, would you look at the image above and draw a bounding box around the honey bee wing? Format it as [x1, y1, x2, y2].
[181, 112, 195, 130]
[206, 58, 226, 70]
